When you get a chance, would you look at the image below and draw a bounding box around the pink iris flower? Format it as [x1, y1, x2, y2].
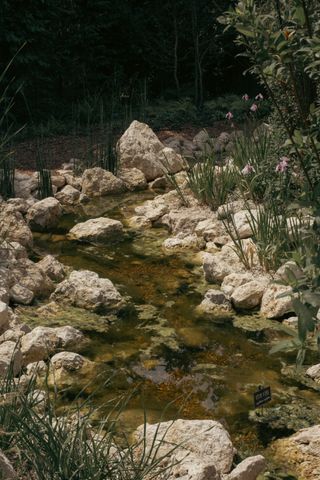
[255, 93, 264, 100]
[241, 164, 255, 175]
[242, 94, 249, 101]
[275, 156, 290, 173]
[226, 111, 233, 120]
[250, 103, 258, 112]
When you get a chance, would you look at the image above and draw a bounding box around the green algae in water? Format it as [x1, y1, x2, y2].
[17, 303, 114, 333]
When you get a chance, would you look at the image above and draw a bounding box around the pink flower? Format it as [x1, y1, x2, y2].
[241, 163, 255, 175]
[242, 94, 249, 101]
[250, 103, 258, 112]
[255, 93, 264, 100]
[275, 156, 290, 173]
[226, 111, 233, 120]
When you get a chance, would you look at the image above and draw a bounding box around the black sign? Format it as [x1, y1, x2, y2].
[254, 386, 271, 408]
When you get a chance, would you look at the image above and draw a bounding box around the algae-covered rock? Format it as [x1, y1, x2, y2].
[281, 364, 320, 392]
[17, 302, 113, 333]
[249, 398, 320, 433]
[233, 315, 286, 340]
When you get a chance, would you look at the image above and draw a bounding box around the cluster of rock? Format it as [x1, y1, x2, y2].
[127, 188, 296, 320]
[11, 121, 187, 215]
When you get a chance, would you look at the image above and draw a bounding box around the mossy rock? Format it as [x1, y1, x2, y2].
[16, 302, 115, 333]
[249, 398, 320, 433]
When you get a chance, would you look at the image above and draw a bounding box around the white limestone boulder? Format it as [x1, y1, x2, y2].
[82, 167, 125, 197]
[117, 120, 185, 181]
[51, 270, 125, 313]
[260, 284, 293, 319]
[27, 197, 62, 229]
[68, 217, 123, 242]
[134, 419, 235, 479]
[37, 255, 68, 282]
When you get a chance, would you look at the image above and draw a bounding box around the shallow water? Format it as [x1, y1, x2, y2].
[30, 192, 320, 477]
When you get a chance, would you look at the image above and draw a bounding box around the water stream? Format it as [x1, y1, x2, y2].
[23, 192, 320, 477]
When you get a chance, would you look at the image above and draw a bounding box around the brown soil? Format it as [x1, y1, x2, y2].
[12, 121, 232, 171]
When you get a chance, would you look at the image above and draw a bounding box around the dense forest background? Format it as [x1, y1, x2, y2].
[0, 0, 259, 130]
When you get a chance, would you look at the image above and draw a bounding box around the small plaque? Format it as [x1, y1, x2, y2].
[254, 386, 271, 408]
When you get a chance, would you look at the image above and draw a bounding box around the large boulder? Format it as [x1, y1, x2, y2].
[55, 185, 80, 205]
[221, 273, 254, 297]
[10, 258, 54, 303]
[231, 279, 269, 310]
[82, 167, 125, 197]
[0, 204, 33, 248]
[37, 255, 67, 282]
[21, 325, 84, 365]
[27, 197, 62, 230]
[51, 270, 125, 313]
[117, 120, 185, 181]
[68, 217, 123, 243]
[0, 341, 22, 376]
[271, 425, 320, 480]
[134, 419, 235, 479]
[203, 245, 245, 284]
[118, 168, 147, 191]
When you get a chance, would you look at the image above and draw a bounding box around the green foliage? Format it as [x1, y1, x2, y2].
[222, 0, 320, 194]
[187, 156, 237, 210]
[231, 125, 275, 202]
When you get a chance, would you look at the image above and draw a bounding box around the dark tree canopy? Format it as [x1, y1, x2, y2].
[0, 0, 248, 124]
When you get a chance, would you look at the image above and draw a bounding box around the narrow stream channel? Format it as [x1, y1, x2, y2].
[22, 192, 320, 477]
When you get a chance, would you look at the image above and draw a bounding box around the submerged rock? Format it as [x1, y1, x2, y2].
[68, 217, 123, 243]
[51, 270, 125, 313]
